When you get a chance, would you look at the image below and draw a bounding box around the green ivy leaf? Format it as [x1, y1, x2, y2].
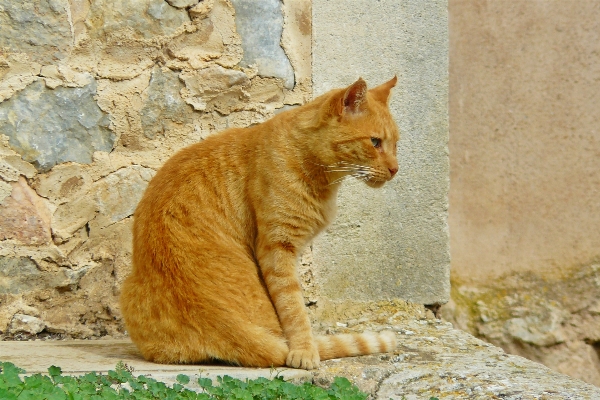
[129, 378, 145, 391]
[1, 362, 25, 374]
[0, 391, 18, 400]
[176, 374, 190, 385]
[172, 383, 183, 392]
[2, 360, 370, 400]
[2, 370, 23, 388]
[46, 386, 68, 400]
[48, 365, 62, 377]
[331, 376, 352, 391]
[198, 377, 213, 388]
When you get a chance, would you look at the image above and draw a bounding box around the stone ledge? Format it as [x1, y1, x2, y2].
[317, 319, 600, 399]
[1, 321, 599, 399]
[0, 339, 310, 384]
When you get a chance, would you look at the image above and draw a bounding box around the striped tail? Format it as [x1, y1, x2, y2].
[315, 331, 397, 360]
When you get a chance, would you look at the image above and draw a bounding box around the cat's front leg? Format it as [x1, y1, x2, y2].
[257, 245, 320, 369]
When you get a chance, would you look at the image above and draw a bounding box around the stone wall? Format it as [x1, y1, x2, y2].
[446, 0, 600, 387]
[0, 0, 311, 338]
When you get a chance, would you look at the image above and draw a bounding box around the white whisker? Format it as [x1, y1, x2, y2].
[330, 171, 376, 186]
[326, 165, 357, 169]
[337, 161, 374, 170]
[325, 168, 358, 173]
[314, 161, 379, 186]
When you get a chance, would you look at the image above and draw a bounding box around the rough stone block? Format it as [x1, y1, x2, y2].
[86, 0, 190, 40]
[32, 164, 92, 205]
[166, 0, 199, 9]
[246, 76, 284, 109]
[140, 67, 194, 139]
[1, 155, 37, 181]
[0, 53, 42, 103]
[52, 194, 98, 241]
[51, 166, 153, 240]
[180, 65, 250, 113]
[77, 0, 190, 80]
[280, 0, 311, 104]
[0, 181, 11, 204]
[185, 0, 243, 69]
[92, 165, 155, 228]
[9, 314, 45, 335]
[0, 257, 70, 295]
[444, 263, 600, 386]
[231, 0, 295, 89]
[0, 177, 51, 245]
[0, 79, 115, 172]
[166, 18, 225, 70]
[0, 0, 72, 63]
[312, 0, 450, 305]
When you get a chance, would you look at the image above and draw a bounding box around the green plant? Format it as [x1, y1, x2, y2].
[0, 361, 368, 400]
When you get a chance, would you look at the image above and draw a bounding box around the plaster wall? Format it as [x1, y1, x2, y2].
[447, 0, 600, 386]
[312, 0, 450, 306]
[450, 0, 600, 283]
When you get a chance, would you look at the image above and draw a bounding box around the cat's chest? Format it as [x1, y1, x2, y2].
[320, 191, 338, 227]
[305, 186, 339, 240]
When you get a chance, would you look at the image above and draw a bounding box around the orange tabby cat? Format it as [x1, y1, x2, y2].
[120, 76, 400, 369]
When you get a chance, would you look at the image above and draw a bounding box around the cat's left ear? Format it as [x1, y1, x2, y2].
[340, 78, 368, 116]
[369, 75, 398, 104]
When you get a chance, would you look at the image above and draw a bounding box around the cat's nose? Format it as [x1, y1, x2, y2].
[389, 167, 398, 177]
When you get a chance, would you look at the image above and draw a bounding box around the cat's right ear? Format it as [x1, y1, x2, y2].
[339, 78, 368, 117]
[369, 75, 397, 104]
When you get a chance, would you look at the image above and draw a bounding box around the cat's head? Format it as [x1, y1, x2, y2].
[317, 76, 400, 188]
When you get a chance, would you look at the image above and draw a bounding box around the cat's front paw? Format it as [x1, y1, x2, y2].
[286, 348, 320, 370]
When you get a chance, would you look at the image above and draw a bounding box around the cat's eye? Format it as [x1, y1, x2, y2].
[371, 137, 382, 148]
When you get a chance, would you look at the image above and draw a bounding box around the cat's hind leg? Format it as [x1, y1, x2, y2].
[123, 239, 291, 367]
[134, 317, 289, 368]
[123, 265, 290, 367]
[202, 323, 290, 368]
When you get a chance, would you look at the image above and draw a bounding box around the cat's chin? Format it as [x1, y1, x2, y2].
[365, 180, 387, 188]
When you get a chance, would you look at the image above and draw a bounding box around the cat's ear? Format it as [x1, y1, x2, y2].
[340, 78, 368, 116]
[369, 75, 397, 104]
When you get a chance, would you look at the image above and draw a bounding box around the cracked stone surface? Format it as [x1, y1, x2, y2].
[140, 67, 194, 139]
[0, 79, 114, 172]
[444, 263, 600, 387]
[91, 165, 155, 228]
[180, 65, 250, 113]
[86, 0, 190, 40]
[231, 0, 295, 89]
[313, 319, 600, 399]
[0, 176, 52, 245]
[51, 165, 154, 241]
[0, 0, 72, 63]
[1, 318, 598, 399]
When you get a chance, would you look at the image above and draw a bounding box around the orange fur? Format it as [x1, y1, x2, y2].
[120, 77, 400, 369]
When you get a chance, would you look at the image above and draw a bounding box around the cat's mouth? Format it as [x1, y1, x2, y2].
[363, 166, 396, 188]
[365, 179, 387, 188]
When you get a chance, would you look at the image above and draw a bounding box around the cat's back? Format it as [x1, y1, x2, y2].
[140, 127, 255, 210]
[133, 125, 268, 261]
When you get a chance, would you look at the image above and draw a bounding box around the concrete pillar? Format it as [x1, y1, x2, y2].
[311, 0, 450, 305]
